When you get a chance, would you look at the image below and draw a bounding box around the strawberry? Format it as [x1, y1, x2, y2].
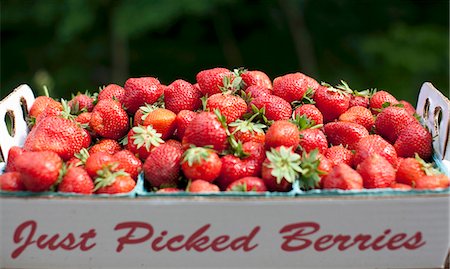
[374, 106, 416, 143]
[249, 94, 292, 122]
[58, 166, 94, 194]
[196, 67, 233, 96]
[133, 104, 155, 126]
[113, 150, 142, 180]
[34, 106, 64, 126]
[313, 84, 351, 123]
[143, 144, 183, 188]
[338, 106, 374, 131]
[90, 99, 129, 140]
[215, 141, 265, 190]
[272, 72, 319, 103]
[97, 84, 126, 104]
[325, 145, 354, 167]
[165, 139, 183, 152]
[357, 154, 396, 189]
[298, 150, 332, 190]
[126, 125, 164, 161]
[322, 163, 363, 190]
[5, 146, 25, 172]
[244, 85, 272, 99]
[75, 112, 92, 126]
[68, 92, 95, 113]
[0, 172, 25, 191]
[240, 70, 272, 90]
[84, 152, 116, 178]
[414, 174, 449, 189]
[175, 110, 197, 140]
[182, 111, 229, 152]
[142, 108, 177, 140]
[226, 177, 267, 192]
[88, 139, 122, 155]
[294, 117, 327, 154]
[229, 119, 266, 144]
[14, 151, 63, 192]
[123, 77, 163, 114]
[399, 100, 416, 115]
[164, 79, 202, 114]
[391, 183, 413, 190]
[396, 156, 428, 186]
[264, 120, 300, 150]
[323, 122, 369, 150]
[394, 123, 432, 160]
[181, 147, 222, 183]
[156, 187, 183, 193]
[353, 135, 398, 167]
[187, 179, 220, 193]
[261, 146, 302, 192]
[293, 104, 324, 125]
[206, 93, 247, 124]
[23, 116, 91, 161]
[28, 96, 63, 120]
[369, 90, 399, 114]
[348, 87, 374, 108]
[94, 169, 136, 194]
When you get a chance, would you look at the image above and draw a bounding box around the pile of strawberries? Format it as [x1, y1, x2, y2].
[1, 67, 449, 194]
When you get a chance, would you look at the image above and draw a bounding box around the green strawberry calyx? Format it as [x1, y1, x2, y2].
[266, 146, 304, 184]
[229, 181, 249, 192]
[321, 81, 352, 96]
[415, 153, 442, 176]
[291, 114, 322, 130]
[93, 164, 129, 191]
[131, 125, 164, 151]
[138, 103, 158, 122]
[182, 146, 214, 166]
[220, 74, 244, 94]
[227, 135, 250, 159]
[298, 149, 326, 190]
[229, 119, 266, 135]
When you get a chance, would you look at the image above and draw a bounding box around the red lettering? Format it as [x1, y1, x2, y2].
[12, 220, 36, 259]
[166, 235, 185, 251]
[333, 235, 353, 251]
[114, 221, 153, 252]
[353, 234, 373, 250]
[185, 225, 211, 252]
[210, 235, 230, 252]
[371, 229, 391, 251]
[314, 235, 334, 251]
[386, 233, 407, 250]
[279, 222, 319, 251]
[404, 232, 426, 249]
[230, 226, 260, 252]
[151, 231, 168, 251]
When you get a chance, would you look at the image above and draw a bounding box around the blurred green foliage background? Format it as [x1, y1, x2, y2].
[1, 0, 449, 105]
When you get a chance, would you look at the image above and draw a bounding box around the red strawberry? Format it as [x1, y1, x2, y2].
[175, 110, 197, 140]
[5, 146, 25, 172]
[353, 135, 398, 167]
[348, 88, 374, 108]
[298, 150, 332, 189]
[164, 79, 202, 114]
[206, 93, 247, 124]
[68, 92, 95, 113]
[156, 187, 183, 193]
[369, 90, 399, 114]
[338, 106, 374, 131]
[165, 139, 183, 152]
[249, 94, 292, 122]
[90, 99, 129, 140]
[187, 179, 220, 193]
[394, 123, 432, 160]
[229, 120, 266, 144]
[261, 146, 301, 192]
[391, 183, 413, 190]
[324, 122, 369, 150]
[182, 111, 229, 152]
[313, 84, 351, 123]
[375, 106, 416, 143]
[399, 100, 416, 115]
[181, 147, 222, 183]
[24, 116, 91, 161]
[293, 104, 324, 125]
[89, 139, 122, 155]
[0, 172, 25, 191]
[133, 104, 155, 126]
[34, 106, 63, 126]
[216, 141, 265, 190]
[196, 67, 232, 96]
[142, 108, 177, 140]
[325, 145, 354, 167]
[240, 70, 272, 90]
[113, 150, 142, 180]
[322, 163, 363, 190]
[58, 166, 94, 194]
[396, 157, 428, 186]
[75, 112, 92, 126]
[298, 128, 328, 154]
[126, 125, 164, 161]
[357, 154, 396, 189]
[29, 96, 63, 120]
[94, 170, 136, 194]
[226, 177, 267, 192]
[244, 85, 272, 99]
[84, 152, 116, 178]
[123, 77, 163, 114]
[143, 144, 183, 188]
[272, 72, 319, 103]
[15, 151, 63, 192]
[414, 174, 449, 189]
[97, 84, 126, 104]
[264, 120, 300, 150]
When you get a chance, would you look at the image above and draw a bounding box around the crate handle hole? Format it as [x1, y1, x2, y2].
[4, 110, 16, 138]
[423, 98, 430, 119]
[20, 97, 29, 123]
